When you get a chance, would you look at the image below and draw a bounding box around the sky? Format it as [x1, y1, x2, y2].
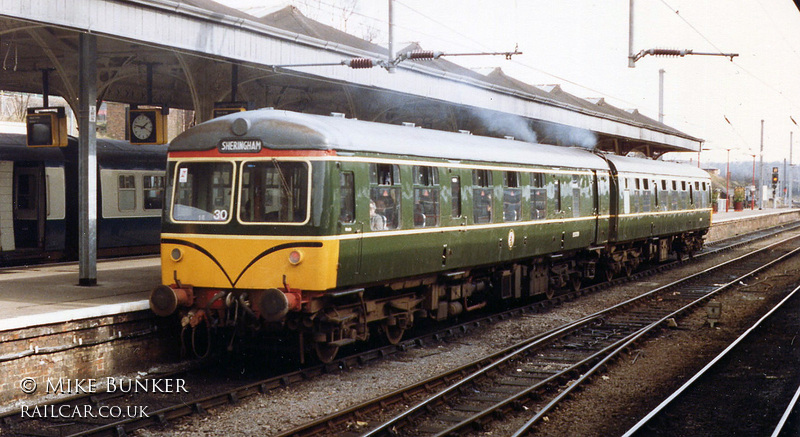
[216, 0, 800, 165]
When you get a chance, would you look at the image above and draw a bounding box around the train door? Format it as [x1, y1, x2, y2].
[337, 168, 363, 277]
[13, 164, 46, 249]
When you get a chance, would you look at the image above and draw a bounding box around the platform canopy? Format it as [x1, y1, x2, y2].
[0, 0, 702, 156]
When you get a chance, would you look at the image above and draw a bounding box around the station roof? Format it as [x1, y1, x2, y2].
[0, 0, 702, 157]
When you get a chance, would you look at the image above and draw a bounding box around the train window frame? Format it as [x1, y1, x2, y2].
[370, 163, 401, 186]
[503, 171, 522, 222]
[530, 172, 547, 220]
[654, 181, 659, 208]
[143, 174, 164, 211]
[237, 159, 311, 226]
[554, 175, 562, 213]
[641, 178, 651, 212]
[451, 175, 462, 218]
[472, 169, 493, 224]
[117, 174, 137, 212]
[339, 171, 355, 224]
[571, 174, 581, 218]
[171, 159, 236, 224]
[369, 163, 401, 231]
[412, 165, 440, 228]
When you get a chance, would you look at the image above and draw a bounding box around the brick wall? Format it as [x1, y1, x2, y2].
[0, 311, 180, 409]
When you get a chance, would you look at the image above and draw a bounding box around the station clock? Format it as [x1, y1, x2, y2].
[128, 107, 168, 145]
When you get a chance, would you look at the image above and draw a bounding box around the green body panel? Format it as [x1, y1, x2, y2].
[613, 172, 712, 243]
[331, 157, 602, 288]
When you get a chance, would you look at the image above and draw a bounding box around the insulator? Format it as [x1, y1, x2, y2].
[348, 58, 374, 69]
[407, 50, 436, 60]
[650, 49, 684, 57]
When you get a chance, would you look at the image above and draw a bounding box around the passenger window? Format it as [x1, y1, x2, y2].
[662, 180, 667, 190]
[451, 176, 461, 218]
[369, 163, 400, 230]
[641, 179, 651, 213]
[472, 169, 493, 224]
[530, 173, 547, 220]
[681, 181, 687, 191]
[672, 180, 677, 190]
[118, 175, 136, 211]
[503, 171, 522, 222]
[413, 166, 439, 228]
[143, 175, 164, 210]
[339, 172, 355, 224]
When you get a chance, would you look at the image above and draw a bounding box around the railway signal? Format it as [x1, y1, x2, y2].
[772, 167, 779, 188]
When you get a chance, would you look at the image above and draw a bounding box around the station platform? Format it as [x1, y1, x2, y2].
[0, 257, 159, 332]
[707, 207, 800, 242]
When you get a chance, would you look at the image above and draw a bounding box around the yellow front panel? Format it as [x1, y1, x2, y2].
[160, 234, 339, 291]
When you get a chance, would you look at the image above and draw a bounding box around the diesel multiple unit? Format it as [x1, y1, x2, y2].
[149, 109, 711, 362]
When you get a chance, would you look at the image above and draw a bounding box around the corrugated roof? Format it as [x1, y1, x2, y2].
[256, 5, 387, 55]
[188, 2, 701, 148]
[175, 0, 254, 20]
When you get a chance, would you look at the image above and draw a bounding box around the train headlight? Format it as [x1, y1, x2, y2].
[170, 248, 183, 262]
[288, 250, 304, 265]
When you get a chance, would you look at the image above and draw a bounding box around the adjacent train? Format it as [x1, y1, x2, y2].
[148, 109, 712, 362]
[0, 133, 167, 264]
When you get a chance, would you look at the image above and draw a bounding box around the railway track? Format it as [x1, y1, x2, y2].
[279, 233, 800, 437]
[622, 281, 800, 437]
[1, 223, 798, 437]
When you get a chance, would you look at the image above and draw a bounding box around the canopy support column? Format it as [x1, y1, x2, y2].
[78, 32, 98, 286]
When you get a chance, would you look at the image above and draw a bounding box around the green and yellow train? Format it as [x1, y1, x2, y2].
[149, 109, 711, 362]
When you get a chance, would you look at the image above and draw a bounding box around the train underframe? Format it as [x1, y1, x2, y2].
[168, 231, 706, 363]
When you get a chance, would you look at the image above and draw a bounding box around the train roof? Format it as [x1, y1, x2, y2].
[0, 133, 166, 167]
[604, 153, 710, 179]
[171, 109, 610, 171]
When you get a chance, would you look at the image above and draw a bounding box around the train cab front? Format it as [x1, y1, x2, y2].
[149, 129, 341, 357]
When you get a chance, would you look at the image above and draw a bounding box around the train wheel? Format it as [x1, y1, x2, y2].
[384, 324, 405, 345]
[314, 342, 339, 364]
[624, 264, 633, 277]
[570, 276, 582, 292]
[603, 267, 614, 283]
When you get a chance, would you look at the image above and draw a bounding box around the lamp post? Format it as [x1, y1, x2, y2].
[759, 120, 764, 210]
[697, 146, 710, 168]
[751, 154, 756, 210]
[726, 148, 731, 212]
